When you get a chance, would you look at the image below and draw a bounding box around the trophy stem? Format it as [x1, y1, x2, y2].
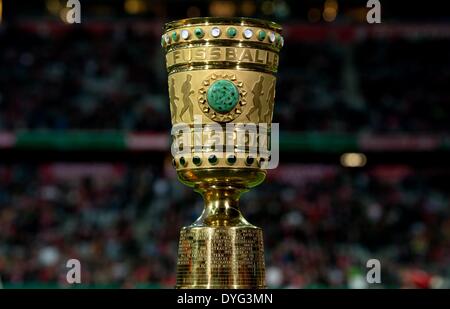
[193, 185, 251, 227]
[176, 184, 266, 289]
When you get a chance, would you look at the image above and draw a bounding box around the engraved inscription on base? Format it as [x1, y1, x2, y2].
[176, 227, 265, 288]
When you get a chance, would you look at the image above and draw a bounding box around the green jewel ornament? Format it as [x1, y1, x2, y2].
[172, 31, 179, 42]
[207, 79, 239, 114]
[179, 156, 186, 166]
[195, 28, 205, 38]
[193, 156, 202, 166]
[227, 27, 237, 38]
[227, 155, 237, 165]
[246, 156, 254, 165]
[258, 30, 266, 41]
[208, 155, 218, 165]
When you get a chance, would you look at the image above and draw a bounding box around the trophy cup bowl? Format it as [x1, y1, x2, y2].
[161, 17, 283, 288]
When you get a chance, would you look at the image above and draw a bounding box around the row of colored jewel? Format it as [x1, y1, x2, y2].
[173, 154, 269, 168]
[162, 27, 284, 48]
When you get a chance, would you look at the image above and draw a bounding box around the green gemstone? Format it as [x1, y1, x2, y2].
[226, 27, 237, 38]
[161, 36, 165, 47]
[194, 28, 204, 38]
[171, 31, 178, 42]
[207, 79, 239, 114]
[246, 156, 254, 165]
[227, 155, 237, 165]
[208, 155, 218, 165]
[179, 157, 186, 166]
[258, 30, 266, 41]
[193, 156, 202, 166]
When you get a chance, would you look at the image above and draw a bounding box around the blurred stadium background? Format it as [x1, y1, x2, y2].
[0, 0, 449, 288]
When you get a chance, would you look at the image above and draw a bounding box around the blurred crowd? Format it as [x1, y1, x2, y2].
[1, 24, 449, 133]
[0, 163, 449, 288]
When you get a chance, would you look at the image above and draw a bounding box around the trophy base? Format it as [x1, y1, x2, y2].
[176, 225, 266, 289]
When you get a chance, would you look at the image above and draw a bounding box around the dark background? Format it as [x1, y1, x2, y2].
[0, 0, 449, 288]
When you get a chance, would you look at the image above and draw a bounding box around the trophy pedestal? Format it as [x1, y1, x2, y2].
[176, 225, 265, 289]
[175, 169, 267, 289]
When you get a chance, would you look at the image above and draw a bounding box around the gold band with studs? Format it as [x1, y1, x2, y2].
[161, 18, 284, 60]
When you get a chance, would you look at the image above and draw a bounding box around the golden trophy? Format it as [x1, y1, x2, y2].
[161, 17, 283, 288]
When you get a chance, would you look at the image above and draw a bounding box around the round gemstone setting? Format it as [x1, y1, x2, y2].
[207, 79, 240, 114]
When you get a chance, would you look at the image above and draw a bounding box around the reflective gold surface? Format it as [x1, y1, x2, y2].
[162, 17, 283, 289]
